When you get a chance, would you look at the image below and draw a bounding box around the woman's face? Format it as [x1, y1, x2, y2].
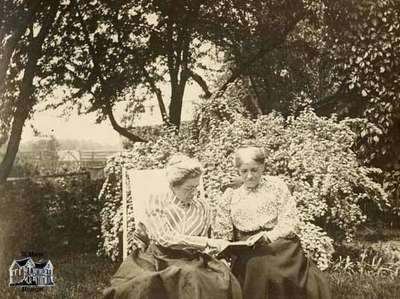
[238, 159, 264, 189]
[171, 176, 200, 203]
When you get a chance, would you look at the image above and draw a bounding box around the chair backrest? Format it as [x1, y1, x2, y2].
[122, 168, 170, 259]
[127, 168, 170, 224]
[122, 167, 205, 259]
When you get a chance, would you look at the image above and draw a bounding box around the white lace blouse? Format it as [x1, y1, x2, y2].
[213, 175, 299, 242]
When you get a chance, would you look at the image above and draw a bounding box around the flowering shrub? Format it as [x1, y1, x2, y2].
[98, 94, 387, 269]
[197, 108, 387, 269]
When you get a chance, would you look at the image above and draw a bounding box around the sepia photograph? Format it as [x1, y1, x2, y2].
[1, 0, 400, 298]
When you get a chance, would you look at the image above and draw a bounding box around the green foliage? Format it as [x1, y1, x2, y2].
[323, 0, 400, 225]
[222, 1, 330, 116]
[383, 170, 400, 219]
[98, 94, 386, 270]
[0, 0, 61, 181]
[40, 0, 306, 129]
[0, 175, 104, 263]
[45, 176, 105, 254]
[326, 0, 400, 162]
[0, 180, 48, 268]
[226, 0, 400, 229]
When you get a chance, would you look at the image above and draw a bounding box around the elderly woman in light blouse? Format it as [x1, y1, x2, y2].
[214, 146, 331, 299]
[103, 153, 242, 299]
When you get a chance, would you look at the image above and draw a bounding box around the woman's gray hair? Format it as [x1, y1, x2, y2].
[166, 153, 203, 187]
[234, 146, 266, 168]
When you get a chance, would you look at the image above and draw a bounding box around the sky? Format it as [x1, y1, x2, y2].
[21, 82, 203, 147]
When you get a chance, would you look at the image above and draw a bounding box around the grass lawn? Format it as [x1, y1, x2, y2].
[1, 253, 119, 299]
[329, 272, 400, 299]
[1, 253, 400, 298]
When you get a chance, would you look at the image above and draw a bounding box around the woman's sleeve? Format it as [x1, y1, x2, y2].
[132, 222, 150, 251]
[212, 188, 234, 241]
[265, 179, 299, 242]
[144, 194, 208, 250]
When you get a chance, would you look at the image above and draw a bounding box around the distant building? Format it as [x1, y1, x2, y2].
[16, 150, 120, 179]
[57, 150, 80, 163]
[79, 151, 120, 179]
[9, 257, 54, 287]
[57, 150, 81, 172]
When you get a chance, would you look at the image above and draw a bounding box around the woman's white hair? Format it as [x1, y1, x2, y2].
[166, 153, 202, 187]
[234, 146, 266, 168]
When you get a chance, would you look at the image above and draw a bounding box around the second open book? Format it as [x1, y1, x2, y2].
[216, 233, 265, 258]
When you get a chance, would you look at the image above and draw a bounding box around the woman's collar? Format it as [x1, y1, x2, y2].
[171, 189, 201, 208]
[241, 177, 266, 193]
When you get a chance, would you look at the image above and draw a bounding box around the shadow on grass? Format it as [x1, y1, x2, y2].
[2, 253, 400, 299]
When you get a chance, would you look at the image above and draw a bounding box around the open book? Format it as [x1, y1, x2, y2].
[216, 233, 265, 258]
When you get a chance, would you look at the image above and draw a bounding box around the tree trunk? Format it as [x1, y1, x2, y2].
[0, 1, 59, 183]
[249, 76, 264, 116]
[169, 81, 187, 129]
[0, 105, 32, 183]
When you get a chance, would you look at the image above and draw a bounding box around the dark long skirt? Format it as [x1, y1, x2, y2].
[103, 244, 242, 299]
[231, 236, 331, 299]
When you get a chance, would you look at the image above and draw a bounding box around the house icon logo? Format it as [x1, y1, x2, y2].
[9, 256, 55, 288]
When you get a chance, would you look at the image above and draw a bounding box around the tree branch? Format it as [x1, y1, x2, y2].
[312, 83, 349, 113]
[110, 7, 168, 124]
[0, 0, 42, 94]
[179, 33, 191, 85]
[214, 7, 306, 98]
[118, 45, 169, 123]
[189, 70, 211, 98]
[72, 0, 146, 143]
[104, 101, 146, 143]
[142, 70, 169, 123]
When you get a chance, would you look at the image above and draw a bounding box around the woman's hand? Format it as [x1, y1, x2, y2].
[205, 238, 231, 255]
[246, 231, 270, 246]
[219, 258, 230, 267]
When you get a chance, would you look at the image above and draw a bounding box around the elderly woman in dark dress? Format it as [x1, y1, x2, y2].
[103, 154, 242, 299]
[214, 146, 331, 299]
